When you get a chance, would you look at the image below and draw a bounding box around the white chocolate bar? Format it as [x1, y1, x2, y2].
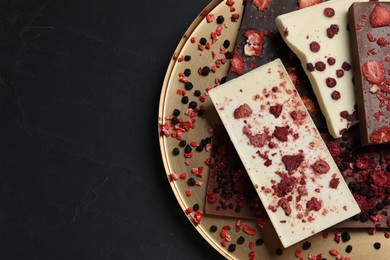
[275, 0, 367, 138]
[209, 59, 360, 247]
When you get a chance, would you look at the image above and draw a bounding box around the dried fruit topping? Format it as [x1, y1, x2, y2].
[309, 41, 320, 52]
[362, 60, 385, 84]
[311, 159, 330, 174]
[298, 0, 322, 10]
[306, 197, 322, 211]
[252, 0, 270, 11]
[273, 126, 289, 142]
[323, 7, 335, 18]
[269, 104, 283, 118]
[234, 103, 253, 119]
[370, 4, 390, 28]
[244, 30, 264, 57]
[282, 154, 304, 171]
[230, 53, 245, 75]
[370, 126, 390, 144]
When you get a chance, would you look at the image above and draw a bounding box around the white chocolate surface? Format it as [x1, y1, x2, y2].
[275, 0, 367, 138]
[209, 59, 360, 247]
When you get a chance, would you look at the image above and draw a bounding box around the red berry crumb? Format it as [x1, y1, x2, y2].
[234, 103, 253, 119]
[282, 154, 304, 171]
[312, 159, 330, 174]
[273, 126, 289, 142]
[269, 104, 283, 118]
[306, 197, 321, 211]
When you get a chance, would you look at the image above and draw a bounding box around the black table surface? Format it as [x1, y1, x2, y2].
[0, 0, 224, 259]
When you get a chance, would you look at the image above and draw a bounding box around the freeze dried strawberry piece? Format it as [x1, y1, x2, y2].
[273, 126, 289, 142]
[288, 71, 298, 85]
[362, 60, 385, 84]
[312, 159, 330, 174]
[306, 197, 322, 211]
[278, 198, 292, 216]
[377, 37, 389, 47]
[230, 53, 245, 75]
[269, 104, 283, 118]
[370, 126, 390, 144]
[252, 0, 270, 11]
[301, 96, 319, 116]
[249, 133, 269, 147]
[234, 103, 253, 119]
[298, 0, 322, 10]
[244, 30, 264, 57]
[329, 178, 340, 189]
[282, 154, 304, 171]
[370, 4, 390, 28]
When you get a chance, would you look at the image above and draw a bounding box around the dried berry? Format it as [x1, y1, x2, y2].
[370, 4, 390, 28]
[253, 0, 271, 11]
[341, 231, 351, 242]
[234, 103, 253, 119]
[210, 225, 218, 232]
[201, 66, 211, 76]
[230, 54, 245, 75]
[362, 60, 385, 84]
[345, 245, 353, 253]
[187, 177, 196, 186]
[179, 140, 187, 147]
[223, 40, 231, 48]
[327, 57, 336, 65]
[184, 68, 191, 76]
[282, 154, 304, 171]
[228, 244, 236, 252]
[309, 41, 320, 52]
[315, 61, 326, 71]
[256, 238, 264, 246]
[194, 90, 201, 97]
[275, 248, 283, 256]
[331, 91, 341, 100]
[323, 7, 335, 17]
[172, 148, 180, 156]
[185, 82, 194, 90]
[326, 77, 337, 88]
[181, 96, 189, 104]
[237, 236, 245, 245]
[302, 241, 312, 250]
[373, 242, 381, 249]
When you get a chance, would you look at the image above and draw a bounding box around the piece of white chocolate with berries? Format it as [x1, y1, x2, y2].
[209, 59, 360, 248]
[275, 0, 369, 138]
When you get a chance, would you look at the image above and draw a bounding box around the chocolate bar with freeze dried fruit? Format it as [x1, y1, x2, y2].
[348, 2, 390, 146]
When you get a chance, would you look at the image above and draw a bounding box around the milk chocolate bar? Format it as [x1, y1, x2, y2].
[348, 2, 390, 146]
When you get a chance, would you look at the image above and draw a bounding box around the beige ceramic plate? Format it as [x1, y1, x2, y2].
[158, 1, 389, 259]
